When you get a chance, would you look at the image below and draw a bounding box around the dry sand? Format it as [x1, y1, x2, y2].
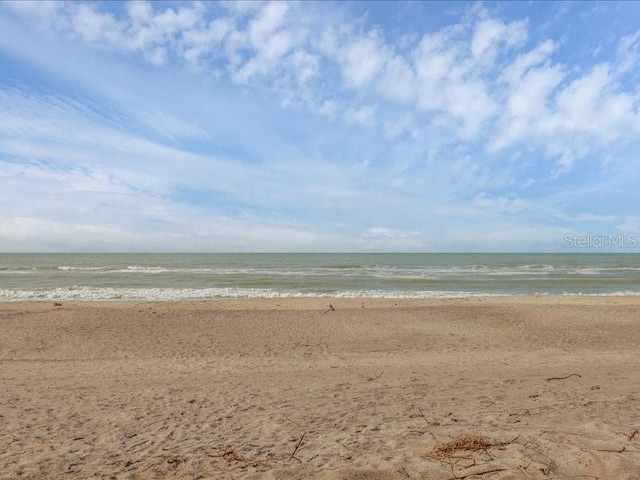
[1, 296, 640, 479]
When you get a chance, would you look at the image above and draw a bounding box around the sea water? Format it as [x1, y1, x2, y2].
[1, 253, 639, 301]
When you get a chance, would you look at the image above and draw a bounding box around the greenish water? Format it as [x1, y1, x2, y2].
[1, 253, 639, 300]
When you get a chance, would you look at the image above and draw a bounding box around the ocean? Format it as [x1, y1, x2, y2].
[1, 253, 639, 301]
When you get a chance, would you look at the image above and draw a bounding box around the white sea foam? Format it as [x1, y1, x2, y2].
[0, 287, 504, 301]
[1, 287, 638, 302]
[44, 264, 640, 280]
[58, 266, 106, 271]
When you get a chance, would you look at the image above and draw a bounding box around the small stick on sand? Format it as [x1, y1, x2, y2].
[289, 433, 306, 462]
[417, 407, 441, 444]
[546, 373, 582, 381]
[595, 447, 628, 453]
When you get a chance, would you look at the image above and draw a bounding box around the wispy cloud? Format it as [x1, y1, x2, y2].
[1, 1, 639, 251]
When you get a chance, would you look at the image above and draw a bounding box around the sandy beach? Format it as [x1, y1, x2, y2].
[1, 297, 640, 479]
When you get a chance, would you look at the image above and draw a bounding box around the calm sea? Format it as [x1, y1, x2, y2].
[1, 253, 639, 301]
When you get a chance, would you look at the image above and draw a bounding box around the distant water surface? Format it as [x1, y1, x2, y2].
[1, 253, 639, 300]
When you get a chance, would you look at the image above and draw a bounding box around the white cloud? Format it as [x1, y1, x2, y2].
[70, 4, 124, 47]
[617, 30, 640, 74]
[345, 104, 377, 127]
[547, 64, 638, 172]
[181, 18, 231, 67]
[509, 66, 563, 119]
[554, 64, 634, 139]
[491, 57, 565, 151]
[8, 1, 211, 67]
[289, 49, 319, 83]
[232, 2, 294, 82]
[362, 227, 423, 249]
[339, 31, 387, 88]
[491, 35, 640, 174]
[501, 39, 556, 84]
[412, 25, 498, 138]
[471, 18, 527, 64]
[472, 193, 529, 215]
[377, 55, 415, 102]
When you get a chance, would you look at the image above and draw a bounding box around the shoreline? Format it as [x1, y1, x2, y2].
[3, 293, 640, 309]
[2, 296, 640, 478]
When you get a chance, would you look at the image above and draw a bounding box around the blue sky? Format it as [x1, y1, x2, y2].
[0, 1, 639, 252]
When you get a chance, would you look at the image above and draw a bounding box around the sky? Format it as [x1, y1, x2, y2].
[0, 1, 639, 252]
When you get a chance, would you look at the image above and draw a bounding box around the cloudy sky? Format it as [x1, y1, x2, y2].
[1, 1, 639, 252]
